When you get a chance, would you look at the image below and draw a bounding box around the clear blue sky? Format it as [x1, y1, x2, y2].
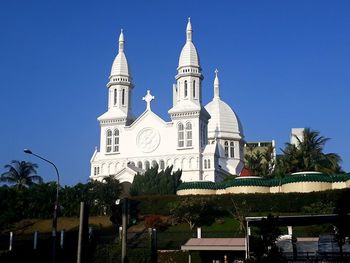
[1, 1, 349, 186]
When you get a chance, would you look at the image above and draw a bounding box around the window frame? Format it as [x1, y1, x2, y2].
[106, 129, 112, 153]
[224, 141, 229, 157]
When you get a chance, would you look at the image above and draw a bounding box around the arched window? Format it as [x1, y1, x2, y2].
[224, 141, 229, 157]
[122, 89, 125, 105]
[204, 159, 207, 169]
[159, 160, 165, 170]
[207, 159, 211, 169]
[193, 80, 196, 98]
[186, 122, 192, 147]
[113, 129, 119, 152]
[178, 123, 184, 147]
[106, 130, 112, 153]
[137, 161, 143, 169]
[129, 161, 135, 166]
[145, 161, 150, 170]
[184, 80, 188, 97]
[114, 89, 117, 105]
[230, 141, 234, 158]
[151, 160, 157, 168]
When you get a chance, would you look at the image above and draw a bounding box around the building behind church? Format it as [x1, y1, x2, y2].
[90, 19, 244, 183]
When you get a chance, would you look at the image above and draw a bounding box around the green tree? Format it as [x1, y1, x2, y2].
[253, 214, 284, 262]
[279, 128, 342, 174]
[258, 214, 281, 252]
[130, 165, 182, 196]
[170, 197, 216, 230]
[227, 199, 251, 233]
[90, 175, 122, 215]
[333, 190, 350, 259]
[1, 160, 43, 189]
[245, 145, 275, 178]
[59, 182, 93, 216]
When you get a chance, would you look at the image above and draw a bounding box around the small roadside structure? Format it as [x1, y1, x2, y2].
[181, 238, 246, 262]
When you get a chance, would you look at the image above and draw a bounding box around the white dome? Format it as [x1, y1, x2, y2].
[110, 51, 130, 76]
[205, 98, 243, 139]
[110, 30, 130, 77]
[178, 41, 200, 68]
[178, 18, 200, 69]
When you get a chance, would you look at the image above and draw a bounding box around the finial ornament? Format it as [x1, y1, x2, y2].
[119, 29, 124, 52]
[214, 68, 220, 99]
[186, 17, 192, 42]
[142, 90, 155, 111]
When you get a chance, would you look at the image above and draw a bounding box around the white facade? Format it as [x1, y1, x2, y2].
[90, 19, 244, 183]
[290, 128, 305, 147]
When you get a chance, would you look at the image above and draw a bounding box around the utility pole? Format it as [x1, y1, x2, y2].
[121, 198, 128, 263]
[24, 149, 60, 263]
[77, 202, 89, 263]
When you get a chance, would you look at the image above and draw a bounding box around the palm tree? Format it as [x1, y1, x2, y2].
[1, 160, 43, 189]
[280, 128, 342, 174]
[245, 146, 275, 177]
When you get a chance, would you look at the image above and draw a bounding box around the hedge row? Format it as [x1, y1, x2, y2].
[132, 189, 350, 216]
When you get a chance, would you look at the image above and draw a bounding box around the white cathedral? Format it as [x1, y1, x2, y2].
[90, 19, 244, 184]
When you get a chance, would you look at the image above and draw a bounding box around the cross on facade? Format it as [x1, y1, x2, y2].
[142, 90, 155, 111]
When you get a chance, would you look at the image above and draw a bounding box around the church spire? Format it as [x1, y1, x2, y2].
[214, 69, 220, 99]
[186, 17, 192, 42]
[109, 29, 130, 78]
[118, 29, 124, 52]
[104, 29, 134, 123]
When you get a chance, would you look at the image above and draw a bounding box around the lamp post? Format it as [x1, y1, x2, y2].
[24, 149, 60, 263]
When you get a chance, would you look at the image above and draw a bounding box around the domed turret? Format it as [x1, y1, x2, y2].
[110, 29, 132, 80]
[101, 29, 134, 124]
[205, 70, 244, 175]
[205, 70, 243, 139]
[178, 18, 200, 69]
[170, 18, 204, 114]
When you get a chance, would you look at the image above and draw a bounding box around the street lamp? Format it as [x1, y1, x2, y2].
[24, 149, 60, 263]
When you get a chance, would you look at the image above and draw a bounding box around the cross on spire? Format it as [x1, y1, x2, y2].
[214, 68, 220, 99]
[142, 90, 155, 111]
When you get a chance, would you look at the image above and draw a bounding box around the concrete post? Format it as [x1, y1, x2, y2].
[197, 227, 202, 238]
[9, 232, 13, 251]
[60, 230, 64, 249]
[119, 226, 122, 242]
[121, 198, 128, 263]
[77, 202, 89, 263]
[33, 231, 38, 250]
[245, 222, 249, 259]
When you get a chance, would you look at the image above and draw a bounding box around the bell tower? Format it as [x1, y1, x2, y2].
[102, 29, 134, 125]
[171, 18, 204, 108]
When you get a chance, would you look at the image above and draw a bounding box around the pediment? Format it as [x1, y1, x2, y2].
[127, 110, 171, 130]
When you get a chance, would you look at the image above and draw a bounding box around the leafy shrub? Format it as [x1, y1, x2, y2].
[93, 244, 151, 263]
[130, 166, 181, 196]
[144, 214, 163, 229]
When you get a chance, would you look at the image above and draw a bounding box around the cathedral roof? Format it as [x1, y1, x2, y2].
[178, 18, 200, 69]
[110, 30, 130, 77]
[98, 107, 128, 121]
[205, 71, 243, 139]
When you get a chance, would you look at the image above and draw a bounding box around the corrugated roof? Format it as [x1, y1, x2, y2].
[177, 173, 350, 191]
